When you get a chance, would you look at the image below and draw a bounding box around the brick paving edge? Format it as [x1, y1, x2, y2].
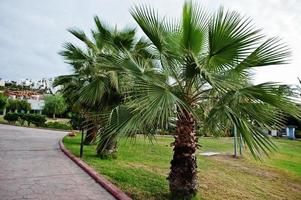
[59, 138, 132, 200]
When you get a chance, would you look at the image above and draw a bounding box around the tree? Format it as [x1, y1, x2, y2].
[0, 94, 8, 114]
[7, 99, 19, 113]
[43, 94, 67, 118]
[56, 16, 152, 152]
[18, 100, 31, 113]
[99, 2, 300, 198]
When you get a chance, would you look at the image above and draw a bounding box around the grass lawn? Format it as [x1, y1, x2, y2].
[46, 117, 70, 124]
[0, 115, 7, 124]
[63, 135, 301, 200]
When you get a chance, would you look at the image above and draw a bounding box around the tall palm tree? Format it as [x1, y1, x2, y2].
[99, 2, 301, 198]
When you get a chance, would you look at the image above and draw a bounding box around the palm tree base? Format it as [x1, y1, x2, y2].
[97, 150, 118, 159]
[96, 135, 118, 159]
[83, 127, 97, 145]
[168, 110, 198, 199]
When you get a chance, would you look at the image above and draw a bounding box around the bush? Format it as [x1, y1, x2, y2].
[23, 114, 32, 126]
[295, 130, 301, 139]
[18, 113, 46, 127]
[18, 113, 27, 126]
[43, 95, 67, 118]
[5, 99, 31, 113]
[4, 113, 19, 124]
[28, 114, 46, 127]
[7, 99, 19, 112]
[0, 94, 8, 110]
[70, 113, 84, 130]
[157, 129, 173, 135]
[45, 122, 72, 130]
[18, 100, 31, 112]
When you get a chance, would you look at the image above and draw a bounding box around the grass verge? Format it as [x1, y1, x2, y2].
[63, 135, 301, 200]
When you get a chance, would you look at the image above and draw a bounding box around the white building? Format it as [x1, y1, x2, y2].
[27, 99, 45, 114]
[0, 79, 5, 87]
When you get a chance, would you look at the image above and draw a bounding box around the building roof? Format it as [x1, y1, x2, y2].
[4, 90, 42, 99]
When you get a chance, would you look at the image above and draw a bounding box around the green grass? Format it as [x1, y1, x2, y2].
[0, 115, 7, 124]
[46, 117, 70, 124]
[63, 135, 301, 200]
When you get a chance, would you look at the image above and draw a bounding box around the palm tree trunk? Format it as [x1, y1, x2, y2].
[83, 126, 97, 145]
[96, 133, 117, 158]
[168, 109, 198, 199]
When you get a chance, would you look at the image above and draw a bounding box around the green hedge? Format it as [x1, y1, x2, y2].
[29, 114, 46, 127]
[4, 113, 46, 127]
[18, 113, 27, 126]
[3, 113, 19, 124]
[3, 112, 73, 130]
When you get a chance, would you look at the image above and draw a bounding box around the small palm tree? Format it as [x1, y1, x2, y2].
[99, 2, 300, 198]
[57, 16, 152, 155]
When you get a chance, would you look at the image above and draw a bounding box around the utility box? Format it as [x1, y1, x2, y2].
[286, 127, 295, 140]
[271, 130, 277, 137]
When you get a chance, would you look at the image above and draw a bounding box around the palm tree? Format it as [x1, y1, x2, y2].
[57, 16, 152, 155]
[99, 2, 300, 198]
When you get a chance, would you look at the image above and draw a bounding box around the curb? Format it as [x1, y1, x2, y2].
[59, 138, 132, 200]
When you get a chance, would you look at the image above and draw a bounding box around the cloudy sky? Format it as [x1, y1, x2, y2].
[0, 0, 300, 85]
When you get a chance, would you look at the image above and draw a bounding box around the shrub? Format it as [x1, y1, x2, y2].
[7, 99, 19, 112]
[18, 113, 27, 126]
[43, 95, 67, 118]
[0, 94, 8, 110]
[20, 113, 33, 126]
[4, 113, 19, 124]
[295, 130, 301, 139]
[157, 129, 173, 135]
[19, 113, 46, 127]
[18, 100, 31, 112]
[6, 99, 31, 113]
[28, 114, 47, 127]
[45, 121, 72, 130]
[70, 113, 84, 130]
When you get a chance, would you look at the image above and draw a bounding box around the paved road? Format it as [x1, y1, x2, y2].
[0, 125, 115, 200]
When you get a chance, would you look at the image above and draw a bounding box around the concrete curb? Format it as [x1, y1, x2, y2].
[59, 138, 132, 200]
